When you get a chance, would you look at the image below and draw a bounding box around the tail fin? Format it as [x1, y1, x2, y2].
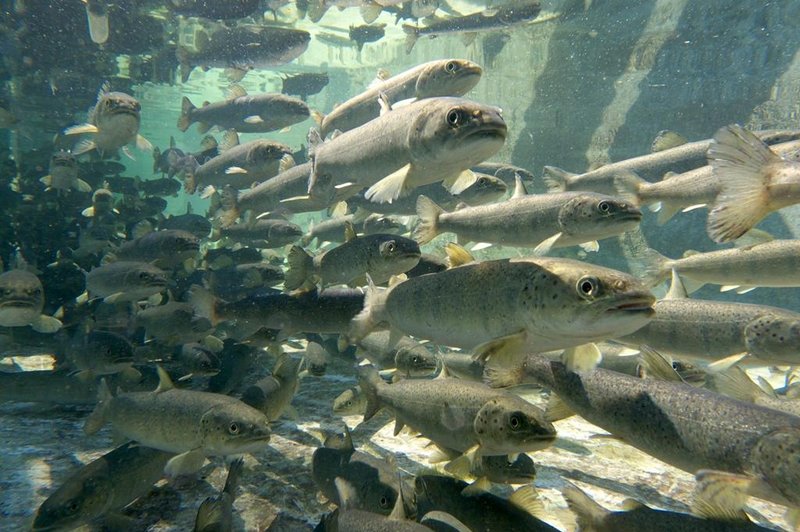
[84, 378, 113, 435]
[307, 0, 330, 22]
[184, 156, 200, 194]
[360, 1, 383, 23]
[637, 246, 671, 287]
[347, 277, 387, 344]
[707, 124, 780, 243]
[178, 97, 196, 132]
[542, 166, 576, 192]
[188, 285, 219, 327]
[218, 185, 240, 228]
[613, 170, 647, 205]
[284, 245, 314, 291]
[222, 457, 244, 497]
[561, 481, 610, 530]
[402, 25, 419, 54]
[707, 366, 765, 404]
[415, 195, 445, 244]
[356, 364, 384, 421]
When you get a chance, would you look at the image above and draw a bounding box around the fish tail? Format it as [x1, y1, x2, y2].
[347, 276, 387, 345]
[402, 25, 419, 54]
[483, 361, 526, 388]
[561, 481, 609, 529]
[83, 378, 112, 435]
[706, 367, 763, 404]
[542, 166, 576, 192]
[218, 185, 240, 228]
[707, 124, 780, 243]
[307, 0, 329, 22]
[223, 457, 244, 497]
[284, 245, 314, 291]
[613, 170, 647, 206]
[177, 97, 196, 132]
[637, 246, 671, 287]
[184, 156, 200, 194]
[356, 363, 384, 421]
[414, 195, 444, 244]
[188, 284, 219, 327]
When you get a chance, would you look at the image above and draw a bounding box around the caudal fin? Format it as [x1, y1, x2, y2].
[218, 185, 240, 227]
[356, 363, 384, 421]
[542, 166, 576, 192]
[707, 124, 781, 243]
[84, 378, 113, 435]
[284, 245, 315, 291]
[415, 195, 445, 244]
[177, 97, 196, 132]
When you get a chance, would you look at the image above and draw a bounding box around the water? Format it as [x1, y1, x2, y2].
[1, 0, 799, 530]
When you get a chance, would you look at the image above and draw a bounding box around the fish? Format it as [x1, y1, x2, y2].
[62, 83, 151, 160]
[185, 131, 293, 193]
[346, 172, 507, 217]
[0, 269, 62, 333]
[333, 387, 367, 415]
[616, 273, 800, 366]
[435, 350, 485, 382]
[32, 442, 173, 531]
[39, 150, 92, 194]
[0, 369, 96, 405]
[414, 475, 558, 532]
[207, 262, 285, 300]
[304, 340, 329, 376]
[65, 329, 139, 380]
[84, 366, 271, 476]
[707, 124, 800, 242]
[358, 364, 556, 457]
[637, 239, 800, 293]
[178, 85, 310, 134]
[138, 177, 181, 197]
[416, 181, 641, 253]
[402, 1, 543, 53]
[83, 0, 109, 45]
[152, 136, 186, 178]
[614, 138, 800, 225]
[392, 342, 439, 378]
[546, 128, 800, 197]
[108, 229, 199, 269]
[175, 342, 222, 379]
[194, 458, 244, 532]
[135, 300, 213, 346]
[190, 285, 365, 340]
[284, 231, 421, 290]
[311, 427, 414, 516]
[472, 161, 537, 188]
[488, 349, 800, 511]
[562, 480, 773, 532]
[241, 354, 303, 421]
[349, 255, 655, 366]
[215, 161, 336, 227]
[215, 218, 303, 249]
[349, 23, 386, 51]
[315, 59, 483, 138]
[84, 261, 168, 304]
[353, 330, 432, 370]
[177, 25, 311, 83]
[302, 213, 408, 247]
[280, 71, 330, 100]
[310, 96, 506, 204]
[161, 205, 212, 239]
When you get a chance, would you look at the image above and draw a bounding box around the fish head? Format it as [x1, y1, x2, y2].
[416, 59, 483, 99]
[394, 345, 437, 377]
[474, 396, 556, 454]
[124, 263, 169, 292]
[412, 98, 507, 168]
[333, 388, 365, 415]
[95, 91, 142, 125]
[267, 221, 303, 243]
[558, 193, 642, 237]
[520, 258, 655, 344]
[248, 141, 292, 166]
[363, 214, 406, 235]
[373, 236, 421, 276]
[744, 314, 800, 364]
[750, 427, 800, 506]
[49, 150, 78, 171]
[0, 270, 45, 326]
[32, 471, 110, 531]
[166, 230, 201, 255]
[478, 453, 537, 484]
[199, 402, 271, 455]
[455, 173, 508, 205]
[182, 344, 222, 377]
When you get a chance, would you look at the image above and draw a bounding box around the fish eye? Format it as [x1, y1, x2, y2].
[446, 109, 462, 126]
[597, 200, 611, 213]
[228, 422, 240, 434]
[445, 61, 457, 73]
[380, 495, 390, 508]
[346, 400, 352, 407]
[138, 272, 150, 280]
[577, 276, 599, 298]
[509, 414, 522, 430]
[477, 177, 488, 186]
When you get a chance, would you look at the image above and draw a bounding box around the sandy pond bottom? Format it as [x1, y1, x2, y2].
[0, 354, 791, 531]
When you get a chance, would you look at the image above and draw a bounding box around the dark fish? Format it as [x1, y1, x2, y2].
[169, 0, 262, 19]
[178, 25, 311, 83]
[403, 1, 542, 53]
[178, 86, 310, 134]
[349, 24, 386, 51]
[138, 177, 181, 197]
[281, 72, 330, 100]
[194, 458, 244, 532]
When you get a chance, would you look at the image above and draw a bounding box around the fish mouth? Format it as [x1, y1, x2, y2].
[607, 297, 655, 315]
[105, 107, 140, 118]
[0, 299, 37, 309]
[614, 210, 643, 222]
[466, 126, 507, 142]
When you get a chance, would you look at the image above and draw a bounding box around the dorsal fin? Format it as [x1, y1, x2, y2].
[378, 92, 392, 116]
[665, 269, 688, 299]
[220, 130, 240, 151]
[444, 242, 474, 267]
[344, 221, 357, 242]
[155, 366, 175, 392]
[512, 174, 528, 198]
[227, 84, 247, 99]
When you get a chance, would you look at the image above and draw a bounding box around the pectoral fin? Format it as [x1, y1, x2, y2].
[164, 449, 207, 477]
[63, 123, 100, 135]
[32, 315, 62, 333]
[364, 164, 413, 204]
